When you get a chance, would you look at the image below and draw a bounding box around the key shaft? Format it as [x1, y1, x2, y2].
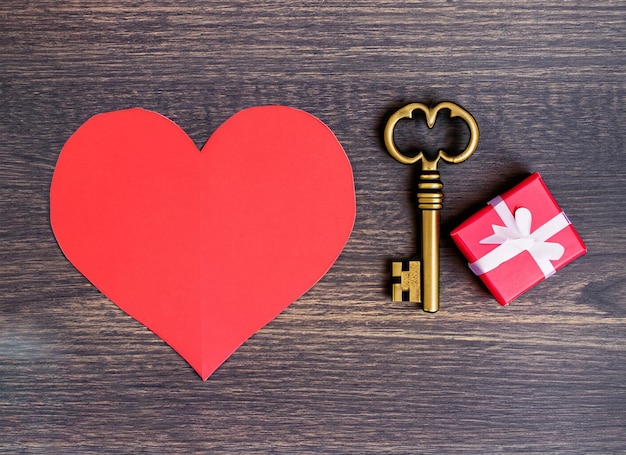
[418, 172, 443, 313]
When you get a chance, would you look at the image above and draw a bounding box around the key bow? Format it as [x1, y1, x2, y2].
[384, 101, 479, 170]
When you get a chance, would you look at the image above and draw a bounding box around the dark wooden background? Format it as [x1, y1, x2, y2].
[1, 2, 624, 453]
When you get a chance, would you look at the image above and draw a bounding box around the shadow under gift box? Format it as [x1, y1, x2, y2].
[450, 173, 587, 305]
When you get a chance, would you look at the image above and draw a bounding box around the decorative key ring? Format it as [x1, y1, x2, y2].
[385, 101, 479, 312]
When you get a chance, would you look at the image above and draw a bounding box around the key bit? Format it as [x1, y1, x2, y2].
[385, 101, 479, 312]
[392, 260, 421, 303]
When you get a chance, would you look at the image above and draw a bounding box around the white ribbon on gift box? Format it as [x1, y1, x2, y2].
[468, 196, 571, 278]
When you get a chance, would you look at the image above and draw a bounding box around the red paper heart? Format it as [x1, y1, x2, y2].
[50, 106, 355, 379]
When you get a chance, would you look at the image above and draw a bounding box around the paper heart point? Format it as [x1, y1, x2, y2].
[50, 106, 355, 379]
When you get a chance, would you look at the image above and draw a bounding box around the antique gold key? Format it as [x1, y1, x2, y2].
[385, 102, 479, 312]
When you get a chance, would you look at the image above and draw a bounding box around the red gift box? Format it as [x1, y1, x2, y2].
[451, 173, 586, 305]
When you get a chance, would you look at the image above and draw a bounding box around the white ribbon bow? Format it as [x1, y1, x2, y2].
[468, 196, 570, 278]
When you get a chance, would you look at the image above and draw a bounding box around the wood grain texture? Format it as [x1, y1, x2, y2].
[1, 1, 624, 453]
